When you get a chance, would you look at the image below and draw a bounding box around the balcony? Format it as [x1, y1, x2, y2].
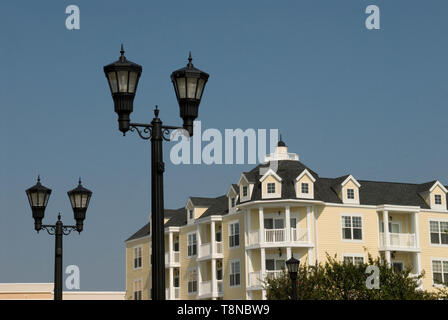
[197, 242, 223, 260]
[379, 232, 418, 251]
[248, 228, 310, 247]
[165, 251, 180, 267]
[165, 287, 180, 300]
[247, 270, 284, 288]
[198, 280, 223, 298]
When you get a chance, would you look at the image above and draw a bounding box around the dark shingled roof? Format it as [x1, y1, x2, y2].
[126, 208, 185, 241]
[199, 195, 228, 219]
[189, 197, 219, 207]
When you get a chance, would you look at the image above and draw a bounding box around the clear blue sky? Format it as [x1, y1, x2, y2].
[1, 1, 447, 290]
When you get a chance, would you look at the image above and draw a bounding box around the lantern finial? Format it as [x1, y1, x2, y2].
[188, 52, 193, 67]
[78, 177, 82, 185]
[37, 175, 41, 183]
[154, 105, 159, 118]
[58, 213, 61, 221]
[120, 44, 125, 56]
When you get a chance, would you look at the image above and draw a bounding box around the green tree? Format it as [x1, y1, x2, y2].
[264, 254, 441, 300]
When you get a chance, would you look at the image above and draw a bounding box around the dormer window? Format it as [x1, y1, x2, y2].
[347, 189, 355, 200]
[242, 186, 248, 197]
[301, 183, 309, 194]
[267, 183, 276, 194]
[189, 210, 193, 220]
[231, 197, 235, 207]
[435, 195, 442, 205]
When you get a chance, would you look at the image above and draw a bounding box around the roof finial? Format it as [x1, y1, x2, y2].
[78, 177, 82, 185]
[187, 51, 193, 67]
[120, 44, 125, 56]
[277, 133, 286, 147]
[58, 213, 61, 221]
[154, 105, 159, 118]
[37, 175, 41, 183]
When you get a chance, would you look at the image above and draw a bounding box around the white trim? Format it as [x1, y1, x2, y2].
[237, 173, 250, 186]
[341, 175, 361, 188]
[430, 257, 448, 287]
[229, 259, 241, 288]
[295, 169, 316, 183]
[429, 181, 448, 194]
[429, 219, 448, 247]
[133, 245, 143, 270]
[228, 220, 241, 250]
[187, 231, 198, 258]
[259, 168, 283, 183]
[342, 253, 366, 264]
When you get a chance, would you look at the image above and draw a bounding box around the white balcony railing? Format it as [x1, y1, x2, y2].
[379, 232, 417, 249]
[248, 270, 284, 287]
[164, 251, 180, 265]
[198, 242, 223, 258]
[166, 287, 180, 300]
[291, 228, 308, 242]
[200, 280, 212, 295]
[248, 228, 309, 245]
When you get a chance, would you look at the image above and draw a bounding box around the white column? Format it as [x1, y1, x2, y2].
[259, 207, 264, 244]
[285, 205, 291, 242]
[382, 210, 391, 264]
[211, 258, 216, 296]
[286, 247, 291, 259]
[211, 221, 216, 255]
[313, 206, 318, 264]
[169, 232, 173, 264]
[169, 267, 174, 300]
[413, 212, 420, 248]
[306, 206, 312, 244]
[307, 248, 312, 266]
[197, 225, 202, 257]
[261, 248, 266, 300]
[197, 263, 202, 296]
[247, 210, 251, 245]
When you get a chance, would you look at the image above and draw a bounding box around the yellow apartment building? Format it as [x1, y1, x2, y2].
[125, 139, 448, 300]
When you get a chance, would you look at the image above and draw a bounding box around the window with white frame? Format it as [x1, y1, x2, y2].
[187, 269, 198, 293]
[301, 183, 309, 194]
[347, 188, 355, 200]
[430, 220, 448, 245]
[231, 197, 235, 207]
[217, 260, 223, 280]
[189, 209, 193, 220]
[435, 194, 443, 205]
[267, 183, 276, 194]
[134, 246, 142, 269]
[187, 233, 197, 256]
[242, 186, 248, 197]
[342, 215, 362, 240]
[432, 259, 448, 285]
[229, 222, 240, 247]
[133, 279, 142, 300]
[343, 255, 364, 266]
[229, 260, 240, 287]
[174, 268, 180, 287]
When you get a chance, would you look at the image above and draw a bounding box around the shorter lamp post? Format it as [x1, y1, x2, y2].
[25, 176, 92, 300]
[286, 256, 300, 300]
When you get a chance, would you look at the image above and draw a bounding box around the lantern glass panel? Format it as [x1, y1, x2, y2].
[107, 72, 118, 93]
[186, 78, 198, 99]
[117, 71, 129, 93]
[176, 77, 186, 99]
[196, 79, 205, 99]
[128, 71, 138, 93]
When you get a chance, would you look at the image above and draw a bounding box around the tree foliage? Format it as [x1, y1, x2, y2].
[264, 254, 448, 300]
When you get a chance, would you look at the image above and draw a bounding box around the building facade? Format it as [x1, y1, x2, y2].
[125, 140, 448, 300]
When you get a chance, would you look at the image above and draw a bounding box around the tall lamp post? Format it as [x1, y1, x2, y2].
[286, 256, 300, 300]
[103, 45, 209, 300]
[25, 177, 92, 300]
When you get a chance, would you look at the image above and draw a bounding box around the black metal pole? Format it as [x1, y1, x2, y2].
[291, 277, 297, 300]
[54, 217, 63, 300]
[151, 109, 166, 300]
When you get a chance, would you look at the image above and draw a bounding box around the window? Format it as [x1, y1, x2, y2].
[267, 183, 276, 194]
[134, 246, 142, 269]
[229, 222, 240, 247]
[342, 216, 362, 240]
[231, 197, 235, 207]
[174, 269, 180, 287]
[217, 260, 223, 280]
[229, 260, 240, 287]
[301, 183, 309, 194]
[187, 233, 197, 256]
[189, 210, 193, 220]
[133, 279, 142, 300]
[216, 229, 222, 242]
[343, 255, 364, 266]
[187, 269, 198, 293]
[242, 186, 248, 197]
[432, 260, 448, 285]
[392, 262, 403, 273]
[430, 221, 448, 245]
[174, 238, 179, 252]
[435, 195, 442, 205]
[347, 189, 355, 199]
[266, 259, 285, 271]
[264, 218, 284, 229]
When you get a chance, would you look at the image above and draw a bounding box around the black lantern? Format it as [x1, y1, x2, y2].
[67, 178, 93, 232]
[170, 52, 209, 136]
[104, 45, 142, 134]
[286, 256, 300, 300]
[26, 176, 52, 231]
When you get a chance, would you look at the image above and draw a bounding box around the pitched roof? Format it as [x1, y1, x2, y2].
[199, 195, 228, 219]
[189, 197, 218, 207]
